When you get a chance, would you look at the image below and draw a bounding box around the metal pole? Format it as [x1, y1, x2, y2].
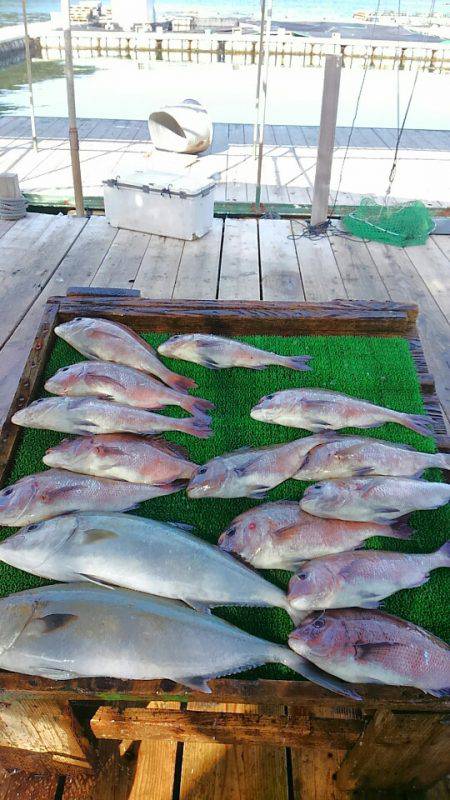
[255, 0, 272, 209]
[253, 0, 266, 157]
[61, 0, 85, 216]
[310, 54, 342, 228]
[21, 0, 38, 152]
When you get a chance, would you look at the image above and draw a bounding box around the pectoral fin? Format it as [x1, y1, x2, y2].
[27, 613, 78, 635]
[80, 529, 119, 545]
[355, 641, 407, 663]
[184, 600, 212, 614]
[79, 572, 117, 588]
[180, 676, 212, 693]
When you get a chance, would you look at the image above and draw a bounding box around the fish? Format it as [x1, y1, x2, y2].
[289, 608, 450, 698]
[300, 477, 450, 523]
[218, 501, 412, 570]
[158, 334, 312, 372]
[12, 397, 212, 439]
[45, 361, 214, 416]
[187, 435, 329, 499]
[0, 512, 302, 623]
[43, 435, 198, 484]
[54, 317, 196, 392]
[250, 388, 434, 438]
[288, 542, 450, 611]
[0, 583, 361, 698]
[293, 435, 450, 481]
[0, 469, 183, 526]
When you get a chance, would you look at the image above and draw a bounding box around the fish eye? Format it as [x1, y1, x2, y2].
[61, 367, 70, 372]
[27, 523, 39, 531]
[313, 618, 325, 629]
[197, 467, 207, 475]
[298, 573, 308, 580]
[2, 488, 13, 496]
[265, 394, 274, 400]
[73, 317, 82, 322]
[226, 527, 236, 538]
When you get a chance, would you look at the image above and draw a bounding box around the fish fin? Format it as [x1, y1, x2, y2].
[170, 521, 195, 532]
[282, 355, 312, 372]
[360, 600, 384, 609]
[184, 600, 212, 614]
[425, 686, 450, 698]
[38, 482, 91, 505]
[246, 364, 267, 371]
[149, 437, 190, 461]
[79, 573, 117, 588]
[402, 413, 434, 438]
[85, 374, 124, 391]
[80, 529, 119, 545]
[276, 525, 304, 543]
[37, 667, 80, 680]
[435, 540, 450, 568]
[389, 520, 413, 540]
[249, 489, 269, 499]
[309, 419, 336, 428]
[77, 424, 102, 435]
[408, 574, 430, 588]
[94, 444, 124, 458]
[352, 466, 377, 477]
[28, 613, 78, 635]
[282, 650, 362, 700]
[180, 676, 212, 693]
[374, 506, 401, 515]
[233, 456, 263, 478]
[355, 642, 407, 662]
[199, 357, 221, 370]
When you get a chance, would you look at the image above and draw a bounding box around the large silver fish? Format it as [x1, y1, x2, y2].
[44, 435, 198, 484]
[55, 317, 196, 391]
[294, 436, 450, 480]
[218, 501, 412, 570]
[288, 542, 450, 611]
[300, 477, 450, 523]
[158, 334, 311, 371]
[12, 397, 211, 439]
[0, 512, 301, 622]
[187, 435, 329, 499]
[251, 388, 433, 438]
[0, 583, 361, 698]
[0, 469, 183, 526]
[45, 361, 213, 416]
[289, 608, 450, 697]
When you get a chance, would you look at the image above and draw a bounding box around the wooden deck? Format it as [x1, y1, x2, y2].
[0, 116, 449, 208]
[0, 211, 449, 799]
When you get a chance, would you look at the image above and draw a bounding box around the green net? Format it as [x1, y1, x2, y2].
[342, 197, 435, 247]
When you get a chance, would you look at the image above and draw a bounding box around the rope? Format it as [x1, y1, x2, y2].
[0, 195, 27, 220]
[385, 69, 420, 198]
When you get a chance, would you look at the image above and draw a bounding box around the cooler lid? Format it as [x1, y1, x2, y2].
[103, 169, 216, 198]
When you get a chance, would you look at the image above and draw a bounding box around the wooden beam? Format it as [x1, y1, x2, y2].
[310, 54, 342, 227]
[90, 706, 364, 749]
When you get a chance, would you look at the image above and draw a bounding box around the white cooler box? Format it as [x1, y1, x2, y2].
[103, 170, 216, 241]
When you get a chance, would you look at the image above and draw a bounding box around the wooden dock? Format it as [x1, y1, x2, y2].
[0, 116, 449, 209]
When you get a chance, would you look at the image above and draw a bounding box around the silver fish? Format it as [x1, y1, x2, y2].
[251, 388, 433, 438]
[158, 334, 311, 371]
[44, 435, 197, 484]
[12, 397, 211, 439]
[294, 436, 450, 480]
[0, 512, 301, 622]
[187, 435, 329, 499]
[288, 542, 450, 611]
[55, 317, 196, 391]
[218, 501, 412, 570]
[45, 361, 214, 416]
[0, 583, 361, 698]
[300, 477, 450, 523]
[0, 469, 183, 526]
[289, 608, 450, 697]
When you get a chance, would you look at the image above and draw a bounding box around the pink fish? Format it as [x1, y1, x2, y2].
[0, 469, 184, 526]
[54, 317, 196, 392]
[44, 434, 198, 484]
[12, 397, 212, 439]
[288, 542, 450, 611]
[158, 334, 312, 371]
[45, 361, 213, 417]
[289, 608, 450, 697]
[251, 389, 433, 438]
[218, 501, 412, 570]
[294, 436, 450, 480]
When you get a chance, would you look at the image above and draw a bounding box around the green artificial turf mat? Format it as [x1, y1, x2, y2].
[1, 333, 449, 682]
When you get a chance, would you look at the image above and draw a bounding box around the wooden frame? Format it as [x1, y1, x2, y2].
[0, 290, 449, 790]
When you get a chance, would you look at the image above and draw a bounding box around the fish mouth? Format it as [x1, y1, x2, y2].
[186, 481, 210, 499]
[217, 528, 235, 550]
[250, 406, 264, 420]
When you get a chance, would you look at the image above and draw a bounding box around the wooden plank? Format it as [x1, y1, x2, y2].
[63, 741, 134, 800]
[259, 219, 304, 300]
[0, 698, 92, 774]
[291, 749, 348, 800]
[90, 228, 150, 289]
[329, 235, 390, 301]
[0, 213, 86, 349]
[179, 703, 290, 800]
[172, 218, 223, 300]
[126, 702, 179, 800]
[0, 768, 59, 800]
[133, 235, 184, 297]
[293, 231, 347, 302]
[311, 56, 342, 227]
[218, 218, 259, 300]
[405, 237, 450, 320]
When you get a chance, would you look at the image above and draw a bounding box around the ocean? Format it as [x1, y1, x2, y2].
[0, 0, 447, 27]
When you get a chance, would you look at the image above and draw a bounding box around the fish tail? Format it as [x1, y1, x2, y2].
[164, 370, 198, 392]
[274, 646, 362, 701]
[424, 686, 450, 698]
[434, 453, 450, 472]
[433, 540, 450, 569]
[177, 417, 213, 439]
[180, 395, 215, 416]
[280, 355, 312, 372]
[398, 412, 434, 438]
[385, 520, 413, 540]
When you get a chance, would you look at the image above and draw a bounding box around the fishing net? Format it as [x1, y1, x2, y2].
[342, 197, 435, 247]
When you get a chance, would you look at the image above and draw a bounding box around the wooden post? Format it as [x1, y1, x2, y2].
[254, 0, 273, 209]
[21, 0, 38, 152]
[61, 0, 85, 217]
[310, 54, 342, 227]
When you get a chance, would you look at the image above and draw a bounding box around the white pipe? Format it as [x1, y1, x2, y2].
[21, 0, 38, 152]
[255, 0, 273, 209]
[253, 0, 266, 158]
[61, 0, 85, 216]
